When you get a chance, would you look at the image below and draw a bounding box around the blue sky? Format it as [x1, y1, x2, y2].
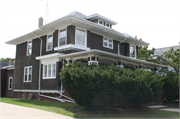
[0, 0, 179, 58]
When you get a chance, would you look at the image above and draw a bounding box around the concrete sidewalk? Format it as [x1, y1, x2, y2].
[148, 105, 180, 112]
[0, 102, 78, 119]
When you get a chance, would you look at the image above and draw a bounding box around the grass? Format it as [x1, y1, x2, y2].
[1, 97, 179, 118]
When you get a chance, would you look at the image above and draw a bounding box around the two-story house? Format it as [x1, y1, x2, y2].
[3, 11, 164, 102]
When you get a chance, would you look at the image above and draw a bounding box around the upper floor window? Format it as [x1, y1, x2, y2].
[47, 35, 53, 51]
[75, 28, 86, 47]
[130, 45, 136, 58]
[103, 38, 113, 49]
[98, 20, 104, 26]
[59, 29, 66, 46]
[43, 63, 56, 79]
[24, 66, 32, 82]
[8, 77, 13, 90]
[27, 41, 32, 55]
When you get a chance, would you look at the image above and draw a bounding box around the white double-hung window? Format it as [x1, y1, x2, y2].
[103, 38, 113, 49]
[8, 77, 13, 90]
[47, 35, 53, 51]
[75, 28, 86, 47]
[130, 45, 136, 58]
[43, 63, 56, 79]
[24, 66, 32, 82]
[27, 41, 32, 55]
[59, 29, 66, 46]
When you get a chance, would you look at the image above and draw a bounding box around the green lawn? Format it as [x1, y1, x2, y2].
[0, 97, 179, 118]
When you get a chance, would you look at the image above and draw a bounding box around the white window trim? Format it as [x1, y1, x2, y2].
[8, 77, 13, 90]
[75, 27, 87, 47]
[27, 41, 32, 56]
[58, 28, 67, 47]
[43, 63, 56, 79]
[98, 20, 104, 26]
[129, 44, 136, 59]
[46, 34, 53, 51]
[103, 37, 113, 49]
[24, 66, 32, 82]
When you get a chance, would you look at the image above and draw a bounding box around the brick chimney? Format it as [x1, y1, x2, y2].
[140, 38, 142, 41]
[135, 35, 137, 39]
[38, 16, 43, 28]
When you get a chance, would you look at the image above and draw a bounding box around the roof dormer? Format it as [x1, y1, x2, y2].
[86, 14, 117, 29]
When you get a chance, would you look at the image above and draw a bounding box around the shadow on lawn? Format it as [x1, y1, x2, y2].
[10, 98, 164, 118]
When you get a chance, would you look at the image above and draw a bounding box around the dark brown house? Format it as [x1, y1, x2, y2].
[2, 11, 164, 102]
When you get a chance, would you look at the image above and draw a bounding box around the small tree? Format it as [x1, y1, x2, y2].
[154, 48, 179, 75]
[0, 58, 11, 62]
[138, 46, 155, 62]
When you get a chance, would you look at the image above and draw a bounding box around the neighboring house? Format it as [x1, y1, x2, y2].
[0, 60, 13, 97]
[153, 46, 179, 72]
[0, 61, 9, 68]
[2, 11, 164, 102]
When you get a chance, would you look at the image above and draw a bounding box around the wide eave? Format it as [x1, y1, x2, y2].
[5, 15, 149, 46]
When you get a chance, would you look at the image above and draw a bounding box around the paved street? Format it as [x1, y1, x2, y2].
[0, 102, 77, 119]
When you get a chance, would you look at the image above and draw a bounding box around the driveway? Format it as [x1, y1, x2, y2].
[0, 102, 77, 119]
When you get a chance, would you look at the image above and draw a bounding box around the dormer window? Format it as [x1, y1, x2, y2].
[98, 20, 104, 26]
[105, 23, 110, 28]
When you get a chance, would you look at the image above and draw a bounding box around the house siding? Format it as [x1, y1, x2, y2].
[1, 69, 7, 97]
[6, 69, 14, 97]
[88, 31, 119, 55]
[41, 62, 62, 90]
[136, 46, 138, 59]
[120, 43, 130, 57]
[14, 38, 40, 90]
[67, 25, 75, 44]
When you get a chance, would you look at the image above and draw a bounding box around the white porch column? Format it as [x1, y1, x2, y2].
[88, 56, 99, 65]
[117, 61, 124, 68]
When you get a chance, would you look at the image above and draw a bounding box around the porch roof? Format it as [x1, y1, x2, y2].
[57, 49, 165, 68]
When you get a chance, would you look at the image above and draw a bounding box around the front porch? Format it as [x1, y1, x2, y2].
[56, 49, 165, 72]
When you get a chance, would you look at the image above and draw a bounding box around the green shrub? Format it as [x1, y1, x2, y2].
[59, 61, 163, 110]
[162, 72, 179, 102]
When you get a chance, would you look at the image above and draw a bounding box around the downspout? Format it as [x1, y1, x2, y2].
[31, 32, 42, 99]
[118, 36, 129, 55]
[60, 59, 64, 97]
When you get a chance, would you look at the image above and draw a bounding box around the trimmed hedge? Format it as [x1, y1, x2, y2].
[59, 61, 163, 109]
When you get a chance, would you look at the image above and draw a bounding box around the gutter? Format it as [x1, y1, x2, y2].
[118, 37, 129, 55]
